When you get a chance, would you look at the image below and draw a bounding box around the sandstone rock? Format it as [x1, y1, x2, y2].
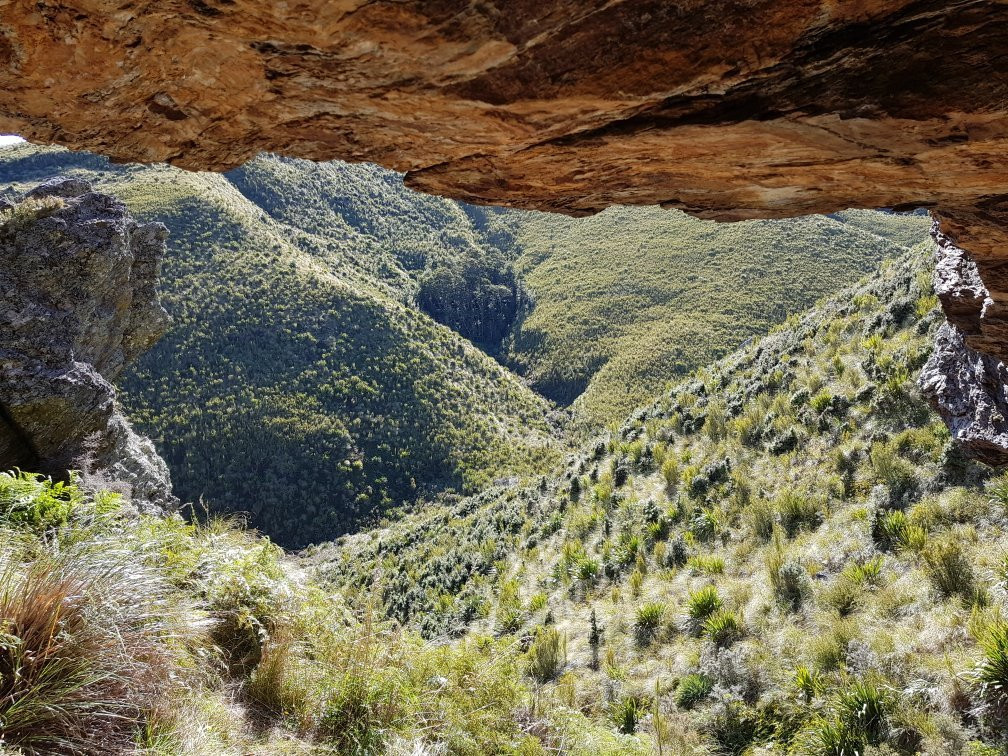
[0, 2, 1005, 222]
[0, 177, 175, 509]
[3, 0, 1008, 463]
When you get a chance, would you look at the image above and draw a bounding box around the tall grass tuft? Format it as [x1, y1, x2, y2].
[674, 673, 712, 710]
[703, 609, 744, 647]
[685, 585, 722, 636]
[634, 601, 667, 644]
[922, 535, 976, 600]
[0, 533, 198, 755]
[977, 620, 1008, 724]
[526, 626, 567, 683]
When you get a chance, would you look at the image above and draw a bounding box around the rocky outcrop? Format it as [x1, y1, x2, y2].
[2, 1, 1008, 462]
[0, 177, 175, 510]
[921, 221, 1008, 466]
[1, 2, 1005, 219]
[920, 321, 1008, 468]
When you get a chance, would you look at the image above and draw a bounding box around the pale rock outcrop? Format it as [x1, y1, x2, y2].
[0, 177, 175, 510]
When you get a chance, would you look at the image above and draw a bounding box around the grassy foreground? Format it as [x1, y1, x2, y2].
[317, 245, 1008, 754]
[0, 471, 643, 755]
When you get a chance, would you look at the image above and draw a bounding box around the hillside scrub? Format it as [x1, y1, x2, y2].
[0, 471, 643, 755]
[0, 145, 563, 547]
[318, 246, 1008, 753]
[0, 145, 928, 548]
[502, 205, 930, 428]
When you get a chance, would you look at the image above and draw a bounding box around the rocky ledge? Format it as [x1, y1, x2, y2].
[0, 177, 175, 510]
[2, 1, 1008, 463]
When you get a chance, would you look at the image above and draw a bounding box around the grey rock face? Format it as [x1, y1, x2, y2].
[920, 322, 1008, 468]
[923, 221, 1008, 467]
[0, 176, 176, 509]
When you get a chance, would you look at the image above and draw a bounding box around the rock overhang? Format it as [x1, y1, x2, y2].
[2, 0, 1008, 461]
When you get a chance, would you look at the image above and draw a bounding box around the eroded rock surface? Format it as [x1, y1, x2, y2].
[920, 321, 1008, 468]
[0, 2, 1005, 218]
[0, 177, 175, 509]
[3, 0, 1008, 463]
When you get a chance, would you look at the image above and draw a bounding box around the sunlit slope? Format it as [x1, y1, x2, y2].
[502, 205, 930, 428]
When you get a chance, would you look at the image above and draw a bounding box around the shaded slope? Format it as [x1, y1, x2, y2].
[0, 145, 561, 546]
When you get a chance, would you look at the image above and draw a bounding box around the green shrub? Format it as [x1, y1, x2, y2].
[922, 536, 976, 600]
[977, 620, 1008, 722]
[674, 673, 712, 710]
[746, 499, 776, 543]
[703, 609, 744, 647]
[775, 489, 823, 538]
[687, 554, 725, 575]
[616, 533, 642, 567]
[876, 509, 927, 553]
[820, 575, 864, 616]
[686, 585, 723, 635]
[526, 626, 566, 683]
[869, 443, 917, 501]
[843, 556, 884, 587]
[609, 694, 646, 735]
[629, 567, 644, 597]
[495, 580, 525, 635]
[767, 532, 810, 611]
[801, 716, 865, 756]
[809, 390, 833, 414]
[707, 701, 766, 755]
[634, 602, 667, 643]
[577, 557, 601, 584]
[836, 678, 891, 746]
[529, 592, 548, 611]
[795, 665, 823, 703]
[661, 457, 680, 494]
[987, 472, 1008, 513]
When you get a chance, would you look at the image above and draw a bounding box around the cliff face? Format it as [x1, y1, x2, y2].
[1, 0, 1007, 462]
[0, 177, 174, 509]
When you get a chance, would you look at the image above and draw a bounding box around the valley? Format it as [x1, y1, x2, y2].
[0, 144, 927, 545]
[0, 143, 1001, 756]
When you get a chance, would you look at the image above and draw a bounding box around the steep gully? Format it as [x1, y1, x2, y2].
[1, 0, 1008, 469]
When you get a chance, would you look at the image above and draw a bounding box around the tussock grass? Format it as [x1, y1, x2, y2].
[0, 532, 199, 754]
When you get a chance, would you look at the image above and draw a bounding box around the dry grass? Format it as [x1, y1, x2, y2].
[0, 533, 200, 754]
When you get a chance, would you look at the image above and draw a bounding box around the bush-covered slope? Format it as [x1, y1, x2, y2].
[315, 245, 1008, 753]
[501, 206, 930, 427]
[0, 145, 561, 546]
[225, 154, 527, 350]
[0, 471, 644, 755]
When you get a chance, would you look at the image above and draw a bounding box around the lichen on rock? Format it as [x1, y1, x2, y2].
[0, 177, 175, 510]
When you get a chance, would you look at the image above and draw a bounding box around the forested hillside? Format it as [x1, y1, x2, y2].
[502, 206, 931, 427]
[314, 245, 1008, 753]
[0, 146, 561, 546]
[0, 144, 928, 547]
